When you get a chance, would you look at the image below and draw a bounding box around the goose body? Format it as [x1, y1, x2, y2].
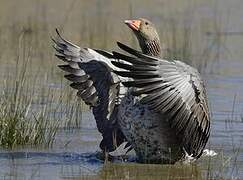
[53, 18, 210, 164]
[118, 92, 183, 163]
[111, 42, 210, 163]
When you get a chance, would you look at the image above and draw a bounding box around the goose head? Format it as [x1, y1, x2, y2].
[125, 18, 161, 57]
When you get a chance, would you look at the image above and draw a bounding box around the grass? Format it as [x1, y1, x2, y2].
[0, 101, 59, 148]
[0, 24, 85, 148]
[0, 0, 242, 179]
[0, 31, 58, 148]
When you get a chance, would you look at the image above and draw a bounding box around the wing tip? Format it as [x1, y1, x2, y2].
[55, 28, 61, 37]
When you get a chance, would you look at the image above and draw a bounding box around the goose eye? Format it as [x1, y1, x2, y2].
[145, 22, 148, 25]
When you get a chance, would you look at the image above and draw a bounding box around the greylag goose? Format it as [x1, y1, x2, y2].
[53, 18, 210, 164]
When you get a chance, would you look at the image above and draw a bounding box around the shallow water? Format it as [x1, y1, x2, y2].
[1, 67, 243, 179]
[1, 0, 243, 179]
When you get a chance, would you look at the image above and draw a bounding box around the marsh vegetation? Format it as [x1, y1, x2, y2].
[0, 0, 242, 179]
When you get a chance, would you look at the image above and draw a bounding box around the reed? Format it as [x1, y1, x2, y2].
[0, 21, 85, 147]
[0, 2, 239, 179]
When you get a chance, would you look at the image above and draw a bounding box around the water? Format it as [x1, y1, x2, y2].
[1, 0, 243, 179]
[1, 66, 243, 179]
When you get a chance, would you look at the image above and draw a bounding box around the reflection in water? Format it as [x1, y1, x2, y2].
[0, 152, 103, 179]
[97, 163, 202, 180]
[0, 151, 203, 180]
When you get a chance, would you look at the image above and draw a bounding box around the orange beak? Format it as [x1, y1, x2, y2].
[124, 19, 141, 31]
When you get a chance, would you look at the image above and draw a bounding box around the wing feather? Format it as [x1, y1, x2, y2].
[53, 30, 128, 151]
[112, 42, 211, 158]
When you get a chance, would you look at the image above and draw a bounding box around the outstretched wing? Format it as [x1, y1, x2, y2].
[112, 42, 210, 158]
[52, 30, 127, 151]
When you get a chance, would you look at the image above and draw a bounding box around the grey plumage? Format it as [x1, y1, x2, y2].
[52, 17, 210, 164]
[53, 29, 127, 152]
[111, 42, 210, 159]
